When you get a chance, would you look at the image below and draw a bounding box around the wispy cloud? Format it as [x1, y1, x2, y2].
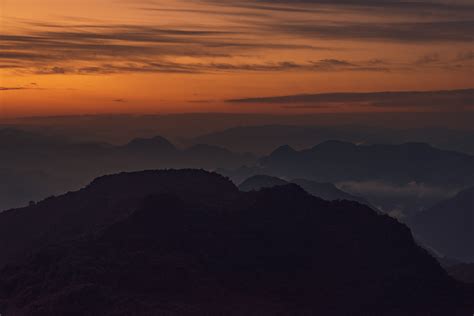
[1, 0, 472, 77]
[0, 87, 28, 91]
[0, 22, 331, 75]
[267, 20, 474, 43]
[227, 89, 474, 110]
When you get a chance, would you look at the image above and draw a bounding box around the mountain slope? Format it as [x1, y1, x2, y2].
[239, 175, 372, 207]
[291, 178, 373, 207]
[448, 264, 474, 283]
[0, 170, 472, 315]
[238, 175, 289, 192]
[412, 186, 474, 262]
[0, 170, 238, 268]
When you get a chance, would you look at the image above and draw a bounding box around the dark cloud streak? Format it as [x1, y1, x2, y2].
[228, 89, 474, 110]
[1, 0, 472, 76]
[269, 20, 474, 43]
[0, 87, 28, 91]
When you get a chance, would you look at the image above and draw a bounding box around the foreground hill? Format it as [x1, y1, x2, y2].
[239, 175, 372, 207]
[0, 170, 472, 315]
[412, 186, 474, 262]
[0, 170, 238, 268]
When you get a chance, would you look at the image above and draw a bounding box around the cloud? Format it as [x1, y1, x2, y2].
[457, 51, 474, 61]
[336, 179, 460, 218]
[213, 0, 474, 15]
[0, 21, 334, 75]
[8, 54, 391, 76]
[213, 0, 474, 13]
[139, 7, 270, 18]
[268, 20, 474, 43]
[209, 0, 474, 43]
[227, 89, 474, 110]
[337, 180, 458, 199]
[416, 53, 440, 65]
[1, 0, 472, 77]
[0, 87, 27, 91]
[0, 84, 43, 91]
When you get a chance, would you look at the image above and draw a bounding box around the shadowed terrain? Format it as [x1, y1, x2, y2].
[0, 170, 472, 315]
[448, 264, 474, 284]
[239, 175, 373, 207]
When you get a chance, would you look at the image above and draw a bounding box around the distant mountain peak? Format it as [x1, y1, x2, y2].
[271, 144, 297, 155]
[239, 175, 288, 192]
[312, 140, 356, 151]
[125, 136, 176, 151]
[399, 142, 435, 151]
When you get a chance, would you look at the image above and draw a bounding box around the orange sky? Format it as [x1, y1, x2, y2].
[1, 0, 473, 117]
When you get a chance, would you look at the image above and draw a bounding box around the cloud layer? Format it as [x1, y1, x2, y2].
[1, 0, 473, 76]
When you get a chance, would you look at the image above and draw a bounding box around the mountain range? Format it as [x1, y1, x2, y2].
[220, 140, 474, 219]
[191, 125, 474, 155]
[0, 129, 254, 211]
[258, 141, 474, 188]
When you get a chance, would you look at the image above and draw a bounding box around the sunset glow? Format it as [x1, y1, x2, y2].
[1, 0, 473, 116]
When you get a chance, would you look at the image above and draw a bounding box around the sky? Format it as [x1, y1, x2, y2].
[0, 0, 473, 117]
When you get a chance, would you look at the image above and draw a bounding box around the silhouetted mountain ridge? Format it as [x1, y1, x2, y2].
[239, 175, 373, 207]
[0, 170, 237, 268]
[123, 136, 177, 153]
[0, 170, 472, 315]
[238, 175, 289, 192]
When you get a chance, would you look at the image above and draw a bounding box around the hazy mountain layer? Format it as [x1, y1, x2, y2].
[0, 129, 254, 211]
[412, 187, 474, 262]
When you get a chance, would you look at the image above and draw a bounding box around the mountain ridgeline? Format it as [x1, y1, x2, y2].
[191, 125, 474, 155]
[258, 141, 474, 187]
[239, 175, 373, 208]
[0, 170, 472, 315]
[219, 140, 474, 219]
